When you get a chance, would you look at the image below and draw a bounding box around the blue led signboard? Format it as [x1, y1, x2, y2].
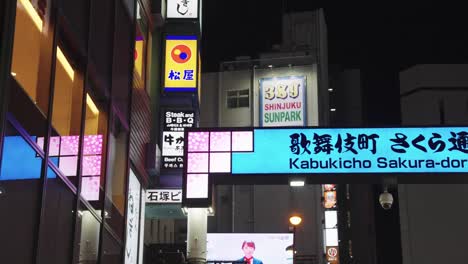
[231, 127, 468, 174]
[183, 126, 468, 207]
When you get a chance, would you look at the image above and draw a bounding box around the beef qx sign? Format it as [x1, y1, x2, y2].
[162, 110, 195, 169]
[232, 127, 468, 174]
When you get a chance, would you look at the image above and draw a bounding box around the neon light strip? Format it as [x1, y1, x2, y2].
[19, 0, 42, 30]
[86, 94, 99, 115]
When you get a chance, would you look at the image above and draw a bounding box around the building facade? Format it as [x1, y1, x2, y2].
[399, 64, 468, 264]
[198, 10, 330, 264]
[0, 0, 162, 263]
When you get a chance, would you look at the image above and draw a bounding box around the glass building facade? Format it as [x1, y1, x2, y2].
[0, 0, 155, 263]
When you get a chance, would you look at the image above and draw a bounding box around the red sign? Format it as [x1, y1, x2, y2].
[326, 246, 339, 263]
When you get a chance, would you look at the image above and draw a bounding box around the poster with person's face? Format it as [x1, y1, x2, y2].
[207, 233, 294, 264]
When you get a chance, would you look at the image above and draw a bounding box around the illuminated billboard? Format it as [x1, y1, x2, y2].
[183, 127, 468, 206]
[164, 35, 198, 92]
[167, 0, 198, 19]
[207, 233, 294, 264]
[161, 109, 196, 169]
[260, 76, 306, 127]
[146, 189, 182, 203]
[125, 170, 142, 264]
[134, 37, 144, 79]
[229, 127, 468, 174]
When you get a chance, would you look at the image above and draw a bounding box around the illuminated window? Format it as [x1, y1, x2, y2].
[11, 0, 51, 117]
[227, 89, 249, 108]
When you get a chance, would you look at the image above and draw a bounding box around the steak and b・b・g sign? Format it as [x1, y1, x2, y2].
[231, 127, 468, 174]
[260, 76, 306, 127]
[162, 110, 195, 169]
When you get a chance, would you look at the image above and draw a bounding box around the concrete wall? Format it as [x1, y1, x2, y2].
[218, 70, 253, 127]
[399, 64, 468, 264]
[200, 72, 218, 127]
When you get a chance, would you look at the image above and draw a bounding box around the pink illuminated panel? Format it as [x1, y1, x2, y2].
[59, 156, 78, 176]
[83, 135, 104, 155]
[186, 174, 209, 198]
[36, 135, 103, 156]
[188, 132, 209, 152]
[232, 131, 253, 151]
[209, 152, 231, 173]
[187, 152, 209, 173]
[210, 132, 231, 152]
[37, 136, 60, 155]
[36, 135, 103, 185]
[82, 155, 102, 176]
[60, 136, 80, 155]
[81, 176, 100, 201]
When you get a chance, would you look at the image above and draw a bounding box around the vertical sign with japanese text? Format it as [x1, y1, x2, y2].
[260, 76, 306, 127]
[164, 35, 198, 92]
[162, 110, 196, 169]
[167, 0, 198, 19]
[125, 170, 141, 264]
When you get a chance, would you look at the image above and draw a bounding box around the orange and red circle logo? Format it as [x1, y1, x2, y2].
[327, 247, 338, 257]
[171, 45, 192, 63]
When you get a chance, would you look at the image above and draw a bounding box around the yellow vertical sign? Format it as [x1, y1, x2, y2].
[135, 39, 144, 79]
[164, 35, 198, 92]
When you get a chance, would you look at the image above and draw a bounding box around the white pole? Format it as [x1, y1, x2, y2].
[187, 208, 208, 264]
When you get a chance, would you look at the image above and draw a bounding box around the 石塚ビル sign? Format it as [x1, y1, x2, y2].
[146, 189, 182, 204]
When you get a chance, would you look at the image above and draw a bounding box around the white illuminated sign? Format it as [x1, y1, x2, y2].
[146, 189, 182, 203]
[162, 110, 195, 169]
[125, 171, 141, 264]
[260, 76, 306, 127]
[325, 210, 338, 229]
[325, 228, 339, 247]
[167, 0, 198, 18]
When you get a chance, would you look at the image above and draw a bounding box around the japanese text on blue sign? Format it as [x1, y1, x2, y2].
[231, 128, 468, 174]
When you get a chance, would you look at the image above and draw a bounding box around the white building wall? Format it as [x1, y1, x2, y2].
[218, 70, 253, 127]
[201, 63, 324, 259]
[399, 64, 468, 264]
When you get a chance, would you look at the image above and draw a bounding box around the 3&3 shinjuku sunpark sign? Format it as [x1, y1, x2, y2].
[182, 127, 468, 206]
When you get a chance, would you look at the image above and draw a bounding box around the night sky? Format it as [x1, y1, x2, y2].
[201, 3, 468, 262]
[202, 3, 468, 125]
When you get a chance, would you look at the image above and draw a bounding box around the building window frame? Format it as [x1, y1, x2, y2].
[226, 89, 249, 108]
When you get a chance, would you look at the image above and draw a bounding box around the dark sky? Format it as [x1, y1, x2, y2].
[201, 4, 468, 262]
[202, 3, 468, 125]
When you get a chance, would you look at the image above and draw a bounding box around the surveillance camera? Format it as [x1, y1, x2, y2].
[379, 190, 393, 210]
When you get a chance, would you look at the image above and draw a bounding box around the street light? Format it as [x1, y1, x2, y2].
[289, 215, 302, 264]
[289, 215, 302, 226]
